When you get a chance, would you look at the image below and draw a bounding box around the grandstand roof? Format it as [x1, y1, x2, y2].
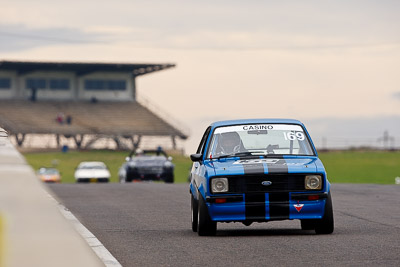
[0, 100, 188, 139]
[0, 60, 175, 76]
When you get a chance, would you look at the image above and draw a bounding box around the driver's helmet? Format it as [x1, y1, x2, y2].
[219, 132, 241, 154]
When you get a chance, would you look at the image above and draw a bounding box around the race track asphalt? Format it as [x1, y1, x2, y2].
[48, 183, 400, 267]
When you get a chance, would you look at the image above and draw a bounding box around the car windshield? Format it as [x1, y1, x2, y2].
[79, 165, 106, 170]
[206, 124, 315, 159]
[39, 168, 59, 175]
[134, 156, 165, 160]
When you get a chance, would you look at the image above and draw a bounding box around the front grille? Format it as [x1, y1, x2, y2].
[226, 174, 320, 193]
[137, 167, 163, 174]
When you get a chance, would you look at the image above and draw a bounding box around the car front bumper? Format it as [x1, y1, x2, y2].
[75, 177, 109, 182]
[127, 170, 173, 181]
[206, 192, 327, 222]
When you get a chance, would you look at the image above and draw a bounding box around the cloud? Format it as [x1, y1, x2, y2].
[0, 23, 366, 53]
[0, 24, 106, 52]
[1, 1, 400, 52]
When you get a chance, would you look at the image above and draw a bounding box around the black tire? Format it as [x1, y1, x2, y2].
[164, 174, 174, 184]
[125, 170, 136, 182]
[315, 191, 334, 234]
[191, 194, 198, 232]
[197, 194, 217, 236]
[301, 219, 316, 230]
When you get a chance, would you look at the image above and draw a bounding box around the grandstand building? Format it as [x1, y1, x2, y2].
[0, 60, 188, 151]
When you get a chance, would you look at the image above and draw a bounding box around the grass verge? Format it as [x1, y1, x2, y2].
[319, 150, 400, 184]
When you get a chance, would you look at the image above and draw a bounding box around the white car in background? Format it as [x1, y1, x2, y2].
[74, 161, 110, 183]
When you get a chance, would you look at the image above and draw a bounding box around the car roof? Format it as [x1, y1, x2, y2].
[210, 118, 304, 128]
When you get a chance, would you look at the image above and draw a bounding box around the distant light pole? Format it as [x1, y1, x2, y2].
[377, 130, 395, 150]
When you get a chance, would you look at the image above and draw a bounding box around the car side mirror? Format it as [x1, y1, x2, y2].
[168, 156, 173, 161]
[125, 157, 131, 162]
[190, 154, 202, 162]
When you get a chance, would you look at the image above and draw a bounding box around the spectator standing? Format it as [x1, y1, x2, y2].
[66, 115, 72, 125]
[56, 112, 65, 124]
[30, 87, 37, 102]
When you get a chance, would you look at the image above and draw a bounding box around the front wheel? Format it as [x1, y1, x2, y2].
[191, 194, 198, 232]
[197, 195, 216, 236]
[164, 174, 174, 184]
[315, 192, 334, 234]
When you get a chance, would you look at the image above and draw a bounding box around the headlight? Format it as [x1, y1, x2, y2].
[128, 162, 137, 168]
[211, 178, 229, 193]
[305, 175, 322, 190]
[164, 161, 174, 168]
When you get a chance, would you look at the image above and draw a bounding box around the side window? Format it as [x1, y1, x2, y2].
[26, 78, 46, 89]
[196, 127, 211, 154]
[0, 78, 11, 89]
[49, 79, 70, 90]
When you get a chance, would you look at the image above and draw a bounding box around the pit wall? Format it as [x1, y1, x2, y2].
[0, 127, 103, 267]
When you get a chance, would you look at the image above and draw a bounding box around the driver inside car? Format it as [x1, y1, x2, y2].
[216, 132, 244, 155]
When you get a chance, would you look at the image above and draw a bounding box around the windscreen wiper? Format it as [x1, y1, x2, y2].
[214, 151, 253, 160]
[262, 153, 284, 158]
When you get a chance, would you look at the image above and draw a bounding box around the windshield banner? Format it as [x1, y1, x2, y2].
[214, 124, 303, 134]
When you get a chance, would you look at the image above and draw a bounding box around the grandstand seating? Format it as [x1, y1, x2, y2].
[0, 100, 186, 139]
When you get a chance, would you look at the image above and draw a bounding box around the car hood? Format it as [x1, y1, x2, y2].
[132, 158, 166, 167]
[207, 157, 320, 176]
[74, 169, 110, 179]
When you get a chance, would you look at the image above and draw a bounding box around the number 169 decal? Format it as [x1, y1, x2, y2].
[283, 131, 305, 141]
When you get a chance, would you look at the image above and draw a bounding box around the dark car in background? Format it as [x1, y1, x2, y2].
[118, 149, 174, 183]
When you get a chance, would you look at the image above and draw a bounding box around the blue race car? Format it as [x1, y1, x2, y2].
[189, 119, 334, 236]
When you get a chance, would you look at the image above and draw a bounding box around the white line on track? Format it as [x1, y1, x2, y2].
[58, 203, 122, 267]
[44, 190, 122, 267]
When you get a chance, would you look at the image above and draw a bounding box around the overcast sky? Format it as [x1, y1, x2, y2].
[1, 0, 399, 152]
